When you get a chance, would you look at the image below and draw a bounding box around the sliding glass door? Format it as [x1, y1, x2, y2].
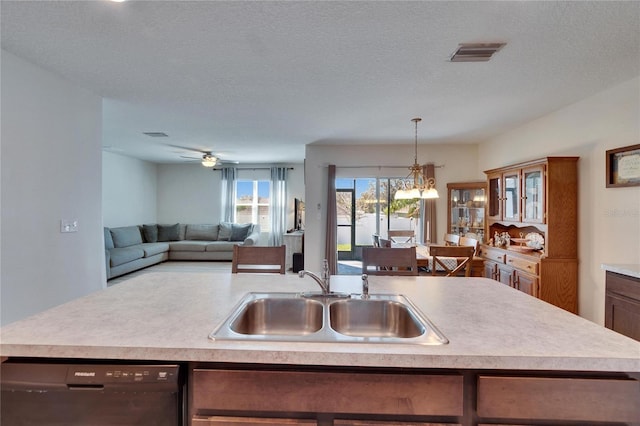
[336, 177, 422, 261]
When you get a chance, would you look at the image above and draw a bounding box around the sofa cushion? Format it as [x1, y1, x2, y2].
[109, 246, 145, 267]
[186, 224, 219, 241]
[140, 242, 170, 257]
[142, 224, 158, 243]
[168, 241, 208, 252]
[205, 241, 238, 252]
[218, 222, 233, 241]
[104, 227, 114, 250]
[110, 226, 143, 248]
[231, 223, 252, 241]
[158, 223, 180, 241]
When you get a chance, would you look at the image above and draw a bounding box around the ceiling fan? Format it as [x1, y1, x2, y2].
[174, 146, 238, 167]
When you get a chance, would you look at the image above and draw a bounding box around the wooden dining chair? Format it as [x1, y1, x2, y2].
[459, 236, 479, 255]
[429, 245, 475, 277]
[443, 233, 460, 246]
[378, 237, 392, 248]
[362, 246, 418, 276]
[388, 230, 415, 244]
[232, 245, 286, 274]
[372, 234, 380, 247]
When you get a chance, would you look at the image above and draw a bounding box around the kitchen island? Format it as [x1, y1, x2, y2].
[2, 272, 639, 425]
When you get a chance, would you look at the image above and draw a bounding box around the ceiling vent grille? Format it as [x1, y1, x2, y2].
[143, 132, 168, 137]
[449, 43, 506, 62]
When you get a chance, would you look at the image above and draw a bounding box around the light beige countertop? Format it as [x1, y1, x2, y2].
[1, 272, 639, 372]
[601, 263, 640, 279]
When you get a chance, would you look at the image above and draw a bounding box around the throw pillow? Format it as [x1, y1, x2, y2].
[231, 223, 252, 241]
[217, 222, 233, 241]
[186, 224, 219, 241]
[110, 226, 143, 248]
[157, 223, 180, 242]
[142, 224, 158, 243]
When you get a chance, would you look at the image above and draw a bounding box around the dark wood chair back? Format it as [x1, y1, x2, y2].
[232, 245, 286, 274]
[362, 246, 418, 276]
[429, 245, 475, 277]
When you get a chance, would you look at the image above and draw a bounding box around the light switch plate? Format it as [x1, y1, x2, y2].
[60, 219, 78, 233]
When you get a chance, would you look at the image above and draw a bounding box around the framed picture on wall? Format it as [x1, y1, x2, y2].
[606, 144, 640, 187]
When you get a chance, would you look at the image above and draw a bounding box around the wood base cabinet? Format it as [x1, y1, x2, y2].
[605, 271, 640, 341]
[189, 364, 639, 426]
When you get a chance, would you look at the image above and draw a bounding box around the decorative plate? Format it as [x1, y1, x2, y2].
[525, 232, 544, 249]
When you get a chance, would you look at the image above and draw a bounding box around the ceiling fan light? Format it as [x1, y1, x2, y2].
[201, 155, 217, 167]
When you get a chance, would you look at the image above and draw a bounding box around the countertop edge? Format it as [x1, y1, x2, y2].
[601, 263, 640, 279]
[2, 344, 639, 373]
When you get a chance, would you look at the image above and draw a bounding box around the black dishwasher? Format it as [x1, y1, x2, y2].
[1, 361, 184, 426]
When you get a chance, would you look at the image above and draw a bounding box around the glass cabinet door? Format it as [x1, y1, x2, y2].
[487, 174, 502, 220]
[522, 165, 544, 223]
[503, 172, 520, 221]
[447, 182, 486, 242]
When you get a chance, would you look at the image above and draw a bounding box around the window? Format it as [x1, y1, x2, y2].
[235, 180, 270, 232]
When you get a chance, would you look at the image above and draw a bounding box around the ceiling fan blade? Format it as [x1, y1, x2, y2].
[168, 144, 211, 154]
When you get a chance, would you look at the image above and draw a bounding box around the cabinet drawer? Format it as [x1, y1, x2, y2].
[192, 369, 463, 417]
[477, 376, 640, 422]
[481, 247, 505, 263]
[193, 416, 315, 425]
[335, 421, 459, 425]
[505, 255, 538, 275]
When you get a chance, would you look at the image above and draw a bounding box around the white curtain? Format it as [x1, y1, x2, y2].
[220, 167, 237, 222]
[268, 167, 288, 246]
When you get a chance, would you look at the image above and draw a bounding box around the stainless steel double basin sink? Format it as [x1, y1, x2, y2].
[209, 293, 448, 345]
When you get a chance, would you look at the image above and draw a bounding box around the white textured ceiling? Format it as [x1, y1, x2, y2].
[2, 1, 639, 164]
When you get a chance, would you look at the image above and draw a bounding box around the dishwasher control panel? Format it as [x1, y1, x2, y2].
[67, 364, 179, 384]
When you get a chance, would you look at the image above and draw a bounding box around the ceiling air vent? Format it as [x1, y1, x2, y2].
[143, 132, 168, 137]
[449, 43, 506, 62]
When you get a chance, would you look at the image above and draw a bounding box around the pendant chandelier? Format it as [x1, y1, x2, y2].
[394, 118, 439, 200]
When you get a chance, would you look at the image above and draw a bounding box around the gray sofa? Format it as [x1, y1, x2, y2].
[105, 223, 260, 279]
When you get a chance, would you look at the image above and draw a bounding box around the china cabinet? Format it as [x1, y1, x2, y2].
[480, 157, 579, 313]
[446, 181, 486, 242]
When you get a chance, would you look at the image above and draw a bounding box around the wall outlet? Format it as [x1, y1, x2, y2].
[60, 219, 78, 233]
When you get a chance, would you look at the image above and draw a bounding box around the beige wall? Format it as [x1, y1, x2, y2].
[478, 76, 640, 324]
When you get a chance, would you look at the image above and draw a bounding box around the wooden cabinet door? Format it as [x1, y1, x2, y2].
[484, 261, 497, 280]
[605, 292, 640, 341]
[521, 165, 545, 223]
[496, 263, 513, 287]
[514, 270, 539, 297]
